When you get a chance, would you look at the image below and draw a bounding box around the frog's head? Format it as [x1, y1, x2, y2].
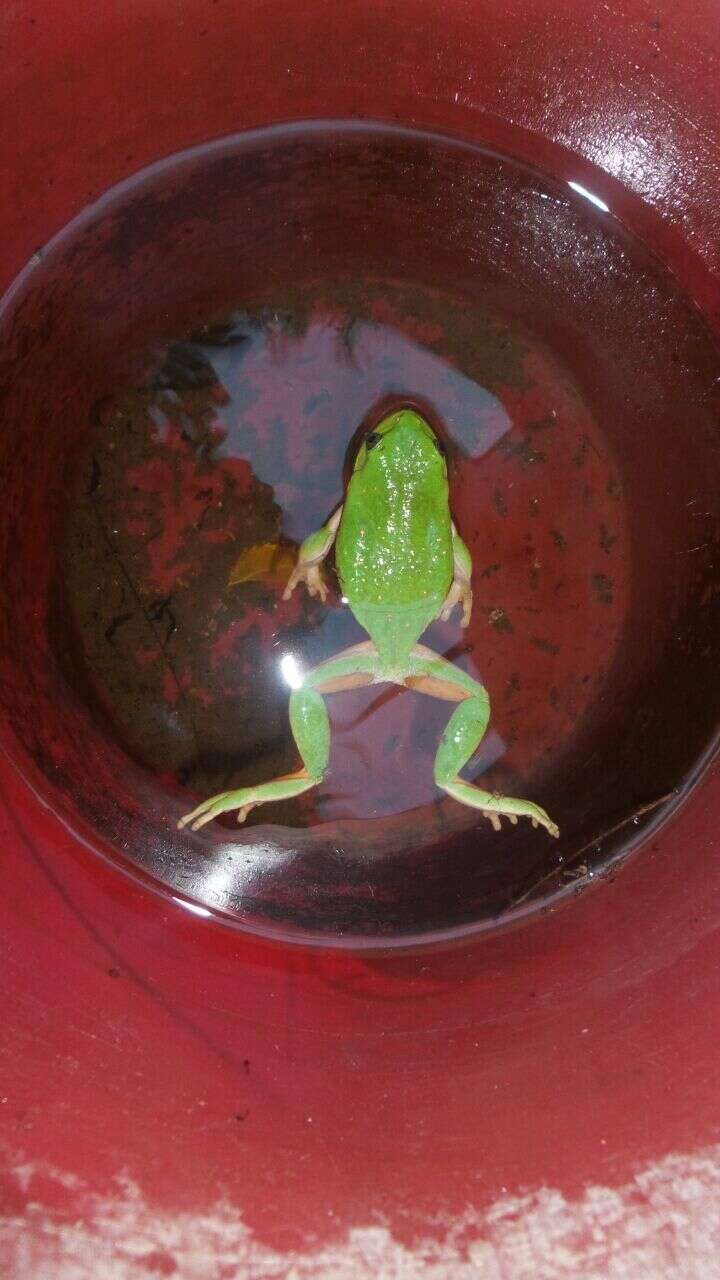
[353, 407, 447, 477]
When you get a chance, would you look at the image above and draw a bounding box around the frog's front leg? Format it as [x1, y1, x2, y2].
[438, 524, 473, 626]
[177, 641, 380, 832]
[283, 505, 343, 603]
[406, 645, 559, 838]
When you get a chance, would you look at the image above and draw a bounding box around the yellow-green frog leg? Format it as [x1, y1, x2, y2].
[407, 648, 559, 838]
[178, 642, 381, 831]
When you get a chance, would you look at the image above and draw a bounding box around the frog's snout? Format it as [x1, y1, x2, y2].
[362, 406, 443, 464]
[392, 408, 435, 438]
[379, 409, 439, 452]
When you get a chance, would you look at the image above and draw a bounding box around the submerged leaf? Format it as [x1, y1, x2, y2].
[228, 542, 297, 588]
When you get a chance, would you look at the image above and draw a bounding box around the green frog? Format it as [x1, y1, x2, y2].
[179, 407, 559, 837]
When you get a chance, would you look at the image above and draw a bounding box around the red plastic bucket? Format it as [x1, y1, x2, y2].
[1, 2, 719, 1274]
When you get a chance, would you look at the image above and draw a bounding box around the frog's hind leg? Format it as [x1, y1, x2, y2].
[405, 645, 559, 838]
[178, 642, 382, 831]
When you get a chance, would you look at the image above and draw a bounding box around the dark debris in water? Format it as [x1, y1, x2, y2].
[504, 673, 521, 700]
[530, 635, 560, 656]
[591, 573, 614, 605]
[527, 413, 557, 432]
[155, 343, 224, 392]
[600, 523, 618, 553]
[487, 607, 513, 634]
[501, 435, 546, 468]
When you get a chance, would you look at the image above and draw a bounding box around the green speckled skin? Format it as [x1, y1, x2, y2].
[336, 411, 452, 605]
[335, 409, 453, 670]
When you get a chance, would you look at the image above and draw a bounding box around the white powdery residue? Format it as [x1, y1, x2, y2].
[11, 1159, 84, 1195]
[1, 1144, 720, 1278]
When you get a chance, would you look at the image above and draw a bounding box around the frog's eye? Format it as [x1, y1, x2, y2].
[365, 431, 382, 450]
[435, 439, 447, 456]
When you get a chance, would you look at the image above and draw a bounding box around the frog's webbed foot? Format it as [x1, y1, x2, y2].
[178, 768, 315, 832]
[438, 578, 473, 627]
[447, 780, 559, 837]
[282, 510, 341, 602]
[178, 788, 250, 832]
[283, 562, 328, 602]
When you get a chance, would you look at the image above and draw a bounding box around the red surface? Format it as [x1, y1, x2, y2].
[2, 0, 720, 1270]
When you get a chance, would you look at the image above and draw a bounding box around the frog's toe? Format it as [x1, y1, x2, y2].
[190, 800, 230, 832]
[528, 808, 560, 838]
[177, 793, 229, 831]
[178, 788, 257, 832]
[305, 566, 328, 601]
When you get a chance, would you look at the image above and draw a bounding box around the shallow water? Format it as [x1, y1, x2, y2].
[63, 283, 631, 822]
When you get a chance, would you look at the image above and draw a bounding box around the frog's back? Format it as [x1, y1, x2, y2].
[335, 436, 453, 667]
[336, 474, 452, 604]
